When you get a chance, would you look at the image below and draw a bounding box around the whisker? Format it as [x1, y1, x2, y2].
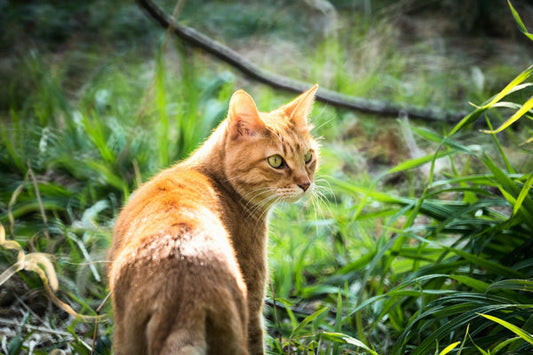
[312, 116, 336, 132]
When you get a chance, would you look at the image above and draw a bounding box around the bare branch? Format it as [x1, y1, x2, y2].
[136, 0, 466, 123]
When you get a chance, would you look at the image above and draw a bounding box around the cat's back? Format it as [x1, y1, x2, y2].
[110, 166, 220, 257]
[108, 165, 249, 355]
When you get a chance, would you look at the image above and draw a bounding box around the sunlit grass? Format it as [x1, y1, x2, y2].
[1, 1, 533, 354]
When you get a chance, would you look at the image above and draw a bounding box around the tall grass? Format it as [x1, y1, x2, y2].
[0, 39, 235, 353]
[266, 49, 533, 355]
[1, 1, 532, 354]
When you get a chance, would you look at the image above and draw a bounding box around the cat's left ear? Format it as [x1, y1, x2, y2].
[282, 84, 318, 131]
[228, 89, 266, 140]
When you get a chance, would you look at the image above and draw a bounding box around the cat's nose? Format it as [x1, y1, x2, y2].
[298, 181, 311, 192]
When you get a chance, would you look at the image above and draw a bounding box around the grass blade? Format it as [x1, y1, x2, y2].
[512, 173, 533, 216]
[290, 307, 328, 338]
[439, 341, 460, 355]
[481, 95, 533, 134]
[479, 313, 533, 346]
[488, 279, 533, 293]
[508, 0, 533, 41]
[449, 65, 533, 135]
[320, 332, 378, 355]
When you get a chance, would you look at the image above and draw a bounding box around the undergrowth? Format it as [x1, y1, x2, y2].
[1, 1, 532, 354]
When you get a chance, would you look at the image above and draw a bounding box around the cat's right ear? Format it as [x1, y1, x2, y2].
[228, 89, 266, 140]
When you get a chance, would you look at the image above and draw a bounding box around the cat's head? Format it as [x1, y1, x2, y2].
[224, 85, 319, 208]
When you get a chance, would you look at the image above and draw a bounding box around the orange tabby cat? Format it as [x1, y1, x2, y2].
[108, 85, 319, 354]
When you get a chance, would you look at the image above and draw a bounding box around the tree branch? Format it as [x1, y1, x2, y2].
[137, 0, 466, 123]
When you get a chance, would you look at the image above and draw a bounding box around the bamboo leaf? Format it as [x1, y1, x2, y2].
[521, 136, 533, 145]
[488, 279, 533, 293]
[482, 66, 533, 110]
[482, 95, 533, 134]
[508, 0, 533, 41]
[449, 248, 523, 278]
[439, 341, 460, 355]
[493, 336, 522, 354]
[387, 150, 456, 174]
[449, 65, 533, 135]
[320, 332, 378, 355]
[290, 307, 328, 338]
[479, 313, 533, 346]
[512, 173, 533, 216]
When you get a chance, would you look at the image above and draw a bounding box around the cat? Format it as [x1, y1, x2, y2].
[107, 84, 319, 355]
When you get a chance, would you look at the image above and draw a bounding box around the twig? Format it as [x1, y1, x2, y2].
[0, 317, 75, 339]
[90, 291, 111, 355]
[268, 281, 283, 346]
[8, 180, 26, 237]
[264, 298, 337, 318]
[26, 161, 51, 250]
[66, 232, 101, 282]
[136, 0, 466, 123]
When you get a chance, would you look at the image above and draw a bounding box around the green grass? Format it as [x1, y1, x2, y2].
[1, 1, 533, 354]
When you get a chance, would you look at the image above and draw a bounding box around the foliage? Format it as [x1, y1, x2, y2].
[0, 0, 532, 354]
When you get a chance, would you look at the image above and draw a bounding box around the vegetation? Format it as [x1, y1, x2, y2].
[1, 0, 532, 354]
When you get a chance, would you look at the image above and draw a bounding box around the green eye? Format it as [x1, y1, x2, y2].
[304, 151, 313, 164]
[268, 154, 284, 169]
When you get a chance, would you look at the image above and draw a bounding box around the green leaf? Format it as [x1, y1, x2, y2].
[493, 336, 522, 354]
[508, 0, 533, 41]
[449, 65, 533, 135]
[320, 332, 378, 355]
[488, 279, 533, 293]
[387, 150, 456, 174]
[7, 334, 23, 355]
[439, 342, 460, 355]
[478, 313, 533, 346]
[482, 95, 533, 134]
[512, 173, 533, 216]
[481, 66, 533, 110]
[469, 333, 491, 355]
[449, 248, 523, 278]
[290, 307, 328, 338]
[449, 275, 489, 293]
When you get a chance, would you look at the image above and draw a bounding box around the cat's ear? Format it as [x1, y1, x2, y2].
[228, 89, 266, 140]
[282, 84, 318, 131]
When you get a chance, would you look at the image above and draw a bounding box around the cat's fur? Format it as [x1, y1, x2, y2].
[108, 85, 319, 354]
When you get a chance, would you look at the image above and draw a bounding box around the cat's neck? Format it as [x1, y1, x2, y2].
[182, 120, 228, 176]
[181, 121, 271, 221]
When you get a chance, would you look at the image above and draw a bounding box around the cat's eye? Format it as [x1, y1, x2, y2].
[304, 151, 313, 164]
[267, 154, 284, 169]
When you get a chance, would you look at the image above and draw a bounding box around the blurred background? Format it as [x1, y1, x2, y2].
[1, 0, 533, 354]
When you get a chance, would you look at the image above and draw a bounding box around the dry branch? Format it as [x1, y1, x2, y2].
[137, 0, 466, 123]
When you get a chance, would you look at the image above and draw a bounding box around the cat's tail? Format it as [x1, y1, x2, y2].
[158, 328, 206, 355]
[145, 306, 207, 355]
[148, 301, 249, 355]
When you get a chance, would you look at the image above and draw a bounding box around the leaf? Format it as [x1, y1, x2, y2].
[387, 150, 456, 174]
[469, 333, 491, 355]
[508, 0, 533, 41]
[521, 136, 533, 145]
[439, 341, 460, 355]
[482, 95, 533, 134]
[320, 332, 378, 355]
[290, 307, 328, 338]
[7, 334, 23, 355]
[493, 336, 522, 354]
[449, 65, 533, 135]
[478, 313, 533, 346]
[449, 275, 489, 293]
[449, 247, 523, 278]
[488, 279, 533, 293]
[512, 173, 533, 216]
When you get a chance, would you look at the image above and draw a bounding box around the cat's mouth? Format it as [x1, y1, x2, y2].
[274, 184, 314, 203]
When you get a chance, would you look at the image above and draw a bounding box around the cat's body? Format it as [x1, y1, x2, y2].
[108, 85, 319, 354]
